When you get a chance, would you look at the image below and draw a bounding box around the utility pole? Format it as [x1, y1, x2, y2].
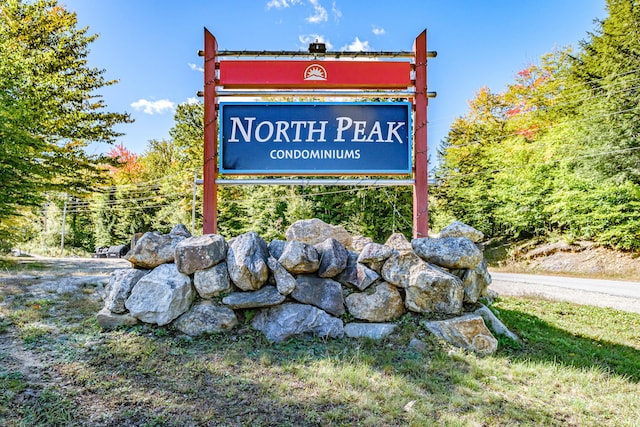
[42, 200, 48, 254]
[60, 193, 67, 256]
[191, 171, 198, 235]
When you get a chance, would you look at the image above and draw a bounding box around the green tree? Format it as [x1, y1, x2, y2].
[170, 102, 204, 170]
[570, 0, 640, 184]
[433, 87, 509, 235]
[434, 50, 578, 239]
[0, 0, 131, 247]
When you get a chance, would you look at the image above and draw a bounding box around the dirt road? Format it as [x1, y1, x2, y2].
[490, 272, 640, 314]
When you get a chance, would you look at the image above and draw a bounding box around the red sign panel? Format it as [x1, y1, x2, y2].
[219, 60, 411, 89]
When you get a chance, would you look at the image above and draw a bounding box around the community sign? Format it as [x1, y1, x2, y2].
[219, 102, 412, 175]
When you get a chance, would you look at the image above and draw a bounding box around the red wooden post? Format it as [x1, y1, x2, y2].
[203, 28, 218, 234]
[413, 30, 429, 238]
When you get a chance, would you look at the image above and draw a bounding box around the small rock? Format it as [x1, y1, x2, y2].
[267, 257, 297, 295]
[344, 323, 397, 339]
[335, 251, 379, 291]
[278, 240, 320, 274]
[173, 301, 238, 336]
[439, 221, 484, 243]
[268, 239, 286, 260]
[408, 338, 428, 352]
[193, 262, 232, 299]
[96, 307, 139, 329]
[315, 238, 348, 278]
[222, 286, 285, 309]
[381, 252, 424, 289]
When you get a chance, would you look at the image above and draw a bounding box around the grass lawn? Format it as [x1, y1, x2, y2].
[0, 268, 638, 426]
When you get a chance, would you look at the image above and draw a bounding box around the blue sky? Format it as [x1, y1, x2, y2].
[64, 0, 606, 170]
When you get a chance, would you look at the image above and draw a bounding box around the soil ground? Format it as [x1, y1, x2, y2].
[486, 239, 640, 281]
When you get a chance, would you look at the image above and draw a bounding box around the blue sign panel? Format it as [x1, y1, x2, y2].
[219, 102, 412, 175]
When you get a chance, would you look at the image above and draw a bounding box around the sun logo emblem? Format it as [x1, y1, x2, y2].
[304, 64, 327, 81]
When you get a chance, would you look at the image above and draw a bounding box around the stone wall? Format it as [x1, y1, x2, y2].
[97, 219, 518, 354]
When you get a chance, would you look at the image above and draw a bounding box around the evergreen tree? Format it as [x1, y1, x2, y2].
[571, 0, 640, 184]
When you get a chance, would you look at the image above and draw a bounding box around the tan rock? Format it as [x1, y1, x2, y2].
[422, 314, 498, 355]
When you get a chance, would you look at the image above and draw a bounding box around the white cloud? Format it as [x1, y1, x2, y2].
[341, 37, 371, 52]
[266, 0, 302, 9]
[186, 97, 200, 105]
[130, 99, 175, 115]
[298, 33, 333, 50]
[372, 26, 385, 36]
[188, 62, 204, 72]
[332, 1, 342, 21]
[306, 0, 328, 23]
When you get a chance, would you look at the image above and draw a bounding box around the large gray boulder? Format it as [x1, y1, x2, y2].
[335, 251, 379, 291]
[252, 303, 344, 343]
[222, 286, 285, 309]
[422, 314, 498, 355]
[439, 221, 484, 243]
[345, 282, 405, 322]
[381, 252, 424, 289]
[227, 231, 270, 291]
[357, 242, 395, 265]
[285, 218, 353, 249]
[173, 301, 238, 336]
[103, 268, 149, 314]
[125, 263, 194, 326]
[452, 259, 492, 303]
[292, 275, 345, 316]
[193, 262, 232, 299]
[266, 257, 297, 295]
[405, 263, 464, 315]
[174, 234, 227, 275]
[315, 238, 348, 278]
[412, 237, 483, 270]
[278, 240, 320, 275]
[125, 231, 187, 269]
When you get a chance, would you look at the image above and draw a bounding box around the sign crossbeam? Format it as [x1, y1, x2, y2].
[207, 50, 418, 59]
[196, 179, 417, 186]
[217, 89, 418, 98]
[202, 28, 433, 237]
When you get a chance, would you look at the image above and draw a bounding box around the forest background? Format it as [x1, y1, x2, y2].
[1, 0, 638, 255]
